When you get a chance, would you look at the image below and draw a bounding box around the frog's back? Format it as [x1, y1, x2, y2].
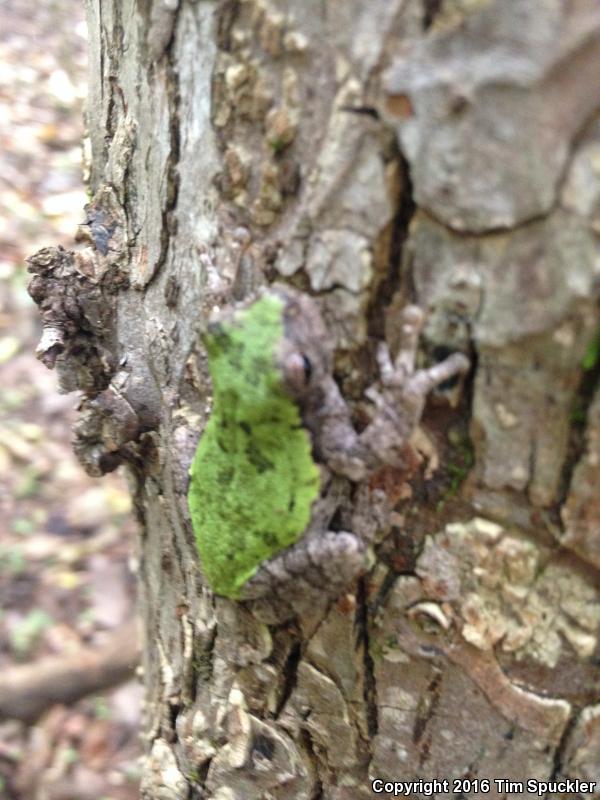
[188, 293, 320, 598]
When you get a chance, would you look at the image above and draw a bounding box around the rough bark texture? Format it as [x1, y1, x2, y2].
[28, 1, 600, 798]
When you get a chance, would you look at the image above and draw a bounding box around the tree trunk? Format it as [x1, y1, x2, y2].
[28, 1, 600, 798]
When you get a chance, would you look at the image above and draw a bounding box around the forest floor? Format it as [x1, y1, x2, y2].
[0, 1, 141, 798]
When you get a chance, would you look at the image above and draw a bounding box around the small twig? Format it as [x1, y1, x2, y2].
[0, 621, 139, 724]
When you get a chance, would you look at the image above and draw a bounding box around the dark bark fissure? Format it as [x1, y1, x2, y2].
[156, 59, 182, 286]
[356, 141, 419, 744]
[421, 0, 442, 31]
[216, 0, 241, 51]
[547, 713, 579, 796]
[273, 638, 302, 718]
[298, 728, 324, 800]
[338, 105, 381, 120]
[369, 148, 416, 339]
[169, 697, 182, 733]
[356, 578, 378, 739]
[413, 669, 442, 767]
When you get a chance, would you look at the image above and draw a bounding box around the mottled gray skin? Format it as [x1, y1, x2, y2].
[238, 286, 469, 615]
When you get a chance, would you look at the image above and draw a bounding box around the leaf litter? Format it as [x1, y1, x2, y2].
[0, 2, 141, 798]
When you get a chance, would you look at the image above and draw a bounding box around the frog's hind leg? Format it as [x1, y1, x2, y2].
[239, 530, 367, 613]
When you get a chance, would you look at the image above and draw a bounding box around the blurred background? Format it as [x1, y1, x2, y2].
[0, 1, 141, 797]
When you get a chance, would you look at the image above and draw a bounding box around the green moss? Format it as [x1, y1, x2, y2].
[436, 431, 474, 512]
[582, 328, 600, 371]
[268, 136, 287, 154]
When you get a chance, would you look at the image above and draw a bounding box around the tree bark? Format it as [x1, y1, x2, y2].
[29, 1, 600, 798]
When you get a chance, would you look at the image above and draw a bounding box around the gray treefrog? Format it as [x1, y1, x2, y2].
[188, 286, 469, 610]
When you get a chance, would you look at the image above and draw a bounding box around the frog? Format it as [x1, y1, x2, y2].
[188, 285, 469, 612]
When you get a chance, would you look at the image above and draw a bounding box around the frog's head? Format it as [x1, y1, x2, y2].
[202, 287, 334, 412]
[271, 286, 334, 403]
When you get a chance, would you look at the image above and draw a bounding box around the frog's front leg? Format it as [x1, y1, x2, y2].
[320, 305, 470, 481]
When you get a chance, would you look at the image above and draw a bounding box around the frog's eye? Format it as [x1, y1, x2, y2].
[284, 352, 313, 393]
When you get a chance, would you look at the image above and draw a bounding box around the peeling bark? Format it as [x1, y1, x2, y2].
[28, 1, 600, 798]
